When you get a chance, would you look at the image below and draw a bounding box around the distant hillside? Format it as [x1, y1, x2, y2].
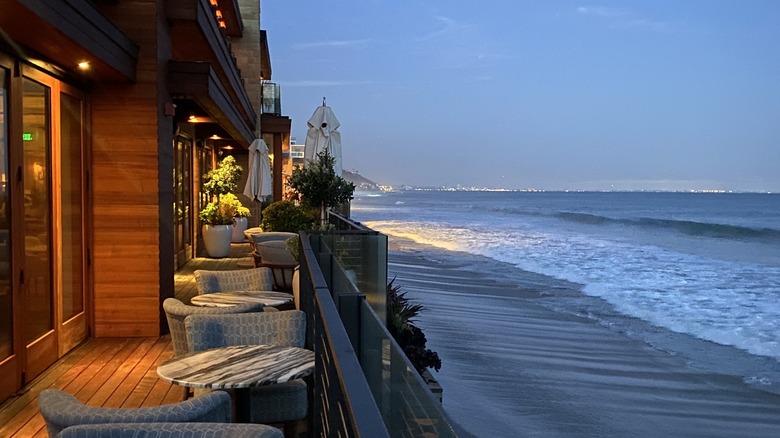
[343, 170, 381, 192]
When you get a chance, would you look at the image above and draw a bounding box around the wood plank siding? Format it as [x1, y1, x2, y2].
[89, 0, 173, 337]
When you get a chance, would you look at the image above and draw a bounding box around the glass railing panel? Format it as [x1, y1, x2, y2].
[261, 82, 281, 115]
[299, 232, 390, 437]
[307, 230, 457, 437]
[317, 232, 387, 324]
[360, 300, 458, 438]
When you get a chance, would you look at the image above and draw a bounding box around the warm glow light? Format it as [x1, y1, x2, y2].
[219, 20, 227, 29]
[77, 61, 90, 70]
[209, 0, 218, 6]
[210, 134, 222, 140]
[222, 145, 234, 150]
[188, 115, 196, 121]
[215, 10, 223, 19]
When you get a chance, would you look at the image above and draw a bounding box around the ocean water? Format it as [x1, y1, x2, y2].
[351, 191, 780, 395]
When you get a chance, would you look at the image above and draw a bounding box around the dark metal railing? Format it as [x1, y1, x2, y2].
[299, 213, 461, 437]
[299, 232, 390, 437]
[327, 209, 367, 231]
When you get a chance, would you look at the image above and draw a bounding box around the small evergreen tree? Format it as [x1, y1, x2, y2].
[202, 155, 242, 199]
[199, 155, 244, 225]
[287, 149, 355, 227]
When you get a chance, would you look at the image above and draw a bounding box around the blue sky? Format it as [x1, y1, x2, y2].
[262, 1, 780, 191]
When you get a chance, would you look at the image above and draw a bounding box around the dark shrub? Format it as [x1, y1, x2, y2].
[261, 201, 316, 233]
[386, 277, 441, 375]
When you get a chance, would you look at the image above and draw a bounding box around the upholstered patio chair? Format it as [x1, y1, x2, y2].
[193, 267, 274, 295]
[251, 240, 298, 292]
[184, 311, 308, 426]
[57, 422, 283, 438]
[38, 389, 233, 437]
[246, 231, 297, 252]
[162, 298, 267, 357]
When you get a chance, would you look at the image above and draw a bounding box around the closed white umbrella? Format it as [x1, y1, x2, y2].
[304, 101, 342, 176]
[243, 138, 273, 202]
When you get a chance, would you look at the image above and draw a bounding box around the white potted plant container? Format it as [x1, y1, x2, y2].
[202, 223, 233, 258]
[199, 156, 247, 258]
[232, 216, 248, 242]
[199, 200, 234, 258]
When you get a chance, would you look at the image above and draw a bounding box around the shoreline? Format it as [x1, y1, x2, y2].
[386, 236, 780, 437]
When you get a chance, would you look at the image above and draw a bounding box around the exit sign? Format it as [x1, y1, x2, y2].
[22, 133, 33, 141]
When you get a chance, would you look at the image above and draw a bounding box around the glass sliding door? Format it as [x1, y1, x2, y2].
[0, 59, 88, 403]
[174, 135, 193, 268]
[58, 87, 87, 353]
[22, 77, 53, 350]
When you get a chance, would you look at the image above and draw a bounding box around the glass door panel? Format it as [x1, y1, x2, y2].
[59, 92, 84, 321]
[0, 68, 11, 361]
[22, 77, 52, 343]
[174, 135, 193, 268]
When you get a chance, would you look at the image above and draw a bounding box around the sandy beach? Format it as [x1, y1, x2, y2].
[387, 237, 780, 438]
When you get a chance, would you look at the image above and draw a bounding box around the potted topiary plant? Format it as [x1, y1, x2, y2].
[221, 193, 251, 242]
[198, 199, 234, 258]
[287, 149, 355, 228]
[200, 156, 243, 257]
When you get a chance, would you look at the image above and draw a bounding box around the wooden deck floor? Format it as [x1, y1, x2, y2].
[0, 242, 256, 437]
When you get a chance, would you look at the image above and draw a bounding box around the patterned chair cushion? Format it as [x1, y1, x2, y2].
[163, 298, 267, 357]
[256, 240, 297, 265]
[193, 267, 274, 294]
[246, 231, 296, 252]
[249, 380, 308, 424]
[57, 422, 283, 438]
[39, 389, 232, 437]
[185, 310, 306, 351]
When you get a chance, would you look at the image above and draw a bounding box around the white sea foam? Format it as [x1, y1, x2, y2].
[360, 193, 780, 361]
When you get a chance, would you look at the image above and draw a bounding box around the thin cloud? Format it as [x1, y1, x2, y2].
[576, 6, 627, 18]
[281, 80, 374, 88]
[416, 16, 465, 41]
[293, 39, 371, 50]
[576, 5, 676, 34]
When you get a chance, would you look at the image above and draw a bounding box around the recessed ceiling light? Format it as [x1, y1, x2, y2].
[77, 61, 90, 70]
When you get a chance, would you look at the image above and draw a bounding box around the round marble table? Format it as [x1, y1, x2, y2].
[190, 290, 293, 308]
[157, 345, 314, 422]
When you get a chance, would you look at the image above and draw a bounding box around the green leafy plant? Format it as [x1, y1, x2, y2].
[200, 156, 246, 225]
[386, 277, 441, 375]
[261, 200, 317, 233]
[287, 149, 355, 226]
[285, 235, 301, 263]
[220, 193, 250, 218]
[202, 155, 242, 197]
[198, 201, 234, 225]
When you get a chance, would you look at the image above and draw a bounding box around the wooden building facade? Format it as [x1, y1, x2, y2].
[0, 0, 275, 404]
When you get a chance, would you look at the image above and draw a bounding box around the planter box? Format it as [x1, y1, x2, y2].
[421, 369, 442, 404]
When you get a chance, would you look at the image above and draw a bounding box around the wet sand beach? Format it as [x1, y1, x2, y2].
[387, 238, 780, 438]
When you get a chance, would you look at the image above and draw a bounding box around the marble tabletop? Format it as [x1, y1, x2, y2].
[157, 345, 314, 389]
[190, 290, 293, 308]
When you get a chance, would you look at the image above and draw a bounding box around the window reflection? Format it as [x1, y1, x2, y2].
[23, 78, 52, 342]
[0, 68, 11, 359]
